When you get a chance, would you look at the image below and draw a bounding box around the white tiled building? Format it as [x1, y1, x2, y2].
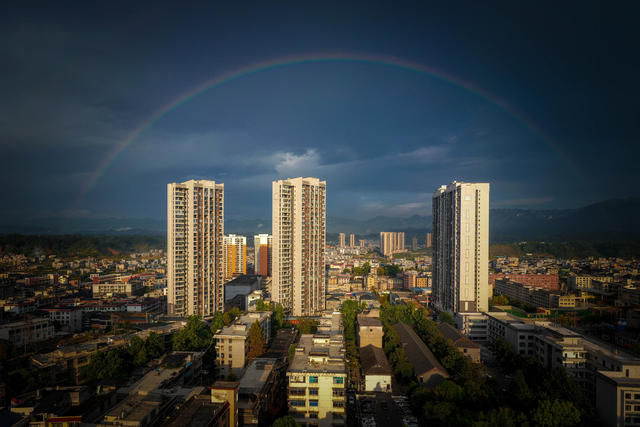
[167, 179, 225, 317]
[272, 177, 326, 316]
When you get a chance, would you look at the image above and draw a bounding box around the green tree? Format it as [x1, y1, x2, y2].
[271, 415, 300, 427]
[531, 400, 580, 427]
[491, 294, 509, 306]
[172, 315, 213, 351]
[296, 318, 318, 334]
[81, 348, 132, 382]
[210, 311, 225, 334]
[145, 332, 164, 359]
[438, 311, 456, 326]
[133, 346, 149, 366]
[247, 321, 266, 360]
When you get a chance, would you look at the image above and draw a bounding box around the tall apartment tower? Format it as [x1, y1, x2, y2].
[254, 234, 272, 277]
[167, 179, 224, 317]
[272, 177, 326, 316]
[379, 232, 406, 256]
[339, 233, 346, 248]
[426, 232, 432, 248]
[224, 234, 247, 279]
[349, 234, 356, 248]
[412, 236, 418, 251]
[432, 181, 489, 314]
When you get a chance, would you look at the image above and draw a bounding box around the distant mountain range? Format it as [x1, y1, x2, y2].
[1, 198, 639, 242]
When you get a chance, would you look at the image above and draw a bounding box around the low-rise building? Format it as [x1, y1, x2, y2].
[42, 307, 83, 332]
[237, 358, 286, 426]
[0, 318, 55, 346]
[357, 314, 383, 348]
[360, 345, 392, 392]
[437, 323, 481, 362]
[393, 322, 449, 387]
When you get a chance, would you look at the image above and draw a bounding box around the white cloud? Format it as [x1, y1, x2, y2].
[390, 202, 428, 215]
[396, 145, 448, 163]
[273, 149, 321, 177]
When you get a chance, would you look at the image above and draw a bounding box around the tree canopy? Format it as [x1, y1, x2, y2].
[247, 321, 266, 360]
[172, 315, 212, 351]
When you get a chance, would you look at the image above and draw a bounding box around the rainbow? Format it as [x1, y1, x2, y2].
[74, 52, 582, 207]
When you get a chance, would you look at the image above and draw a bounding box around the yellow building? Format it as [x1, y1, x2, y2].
[224, 235, 247, 279]
[287, 313, 346, 426]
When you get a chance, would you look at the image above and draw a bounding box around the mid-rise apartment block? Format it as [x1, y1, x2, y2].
[432, 181, 490, 314]
[379, 232, 405, 256]
[349, 234, 355, 248]
[287, 313, 346, 426]
[215, 312, 271, 379]
[0, 318, 55, 347]
[167, 179, 225, 317]
[338, 233, 346, 248]
[272, 177, 326, 316]
[92, 282, 144, 298]
[224, 234, 247, 279]
[253, 234, 272, 278]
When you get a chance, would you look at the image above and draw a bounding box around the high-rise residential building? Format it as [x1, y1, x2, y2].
[412, 236, 418, 250]
[254, 234, 272, 278]
[426, 232, 432, 248]
[272, 177, 326, 316]
[349, 233, 356, 248]
[339, 233, 346, 248]
[359, 239, 366, 248]
[379, 232, 405, 256]
[224, 234, 247, 279]
[167, 179, 224, 317]
[432, 181, 489, 314]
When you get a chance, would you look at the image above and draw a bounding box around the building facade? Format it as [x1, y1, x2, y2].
[167, 179, 225, 317]
[215, 312, 272, 379]
[379, 232, 405, 256]
[338, 233, 345, 248]
[253, 234, 272, 278]
[224, 234, 247, 279]
[349, 234, 355, 248]
[272, 177, 326, 316]
[432, 181, 490, 314]
[287, 313, 346, 426]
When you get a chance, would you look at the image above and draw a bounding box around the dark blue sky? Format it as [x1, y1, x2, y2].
[1, 1, 639, 222]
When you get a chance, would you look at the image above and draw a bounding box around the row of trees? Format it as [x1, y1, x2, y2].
[341, 299, 367, 376]
[81, 332, 164, 382]
[379, 300, 596, 426]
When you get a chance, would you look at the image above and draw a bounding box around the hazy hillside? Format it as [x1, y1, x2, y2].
[2, 198, 639, 243]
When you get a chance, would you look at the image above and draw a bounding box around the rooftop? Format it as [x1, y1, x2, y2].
[393, 322, 449, 377]
[360, 345, 392, 376]
[357, 314, 382, 328]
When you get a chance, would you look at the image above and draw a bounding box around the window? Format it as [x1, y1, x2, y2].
[333, 376, 344, 384]
[309, 400, 319, 407]
[289, 400, 305, 407]
[332, 388, 344, 397]
[333, 401, 345, 408]
[309, 376, 318, 383]
[309, 388, 319, 395]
